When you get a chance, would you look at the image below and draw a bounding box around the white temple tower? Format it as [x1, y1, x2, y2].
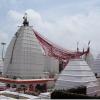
[85, 52, 94, 69]
[4, 14, 45, 79]
[0, 59, 3, 75]
[55, 58, 100, 96]
[92, 54, 100, 77]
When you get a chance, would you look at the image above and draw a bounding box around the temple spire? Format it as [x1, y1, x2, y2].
[77, 41, 79, 52]
[23, 13, 29, 26]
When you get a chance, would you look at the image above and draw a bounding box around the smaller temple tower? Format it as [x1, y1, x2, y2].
[55, 58, 100, 96]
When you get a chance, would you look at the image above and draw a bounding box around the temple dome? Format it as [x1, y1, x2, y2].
[55, 58, 100, 96]
[4, 14, 59, 79]
[4, 24, 44, 79]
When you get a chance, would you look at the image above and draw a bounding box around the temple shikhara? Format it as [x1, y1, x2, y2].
[55, 58, 100, 95]
[0, 13, 100, 97]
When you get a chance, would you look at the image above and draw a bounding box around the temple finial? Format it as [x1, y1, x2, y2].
[23, 13, 29, 26]
[86, 41, 91, 54]
[88, 40, 90, 47]
[77, 41, 79, 52]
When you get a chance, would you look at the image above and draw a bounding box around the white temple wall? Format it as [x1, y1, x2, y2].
[87, 85, 100, 96]
[0, 59, 3, 74]
[84, 52, 94, 69]
[4, 26, 45, 79]
[92, 54, 100, 77]
[43, 56, 59, 77]
[4, 37, 16, 75]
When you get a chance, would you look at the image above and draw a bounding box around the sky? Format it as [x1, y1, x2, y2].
[0, 0, 100, 58]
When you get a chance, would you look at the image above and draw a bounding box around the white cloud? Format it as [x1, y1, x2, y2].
[8, 10, 23, 23]
[26, 9, 42, 21]
[0, 31, 9, 43]
[7, 9, 100, 56]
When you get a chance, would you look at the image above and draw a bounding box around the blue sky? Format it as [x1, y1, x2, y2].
[0, 0, 100, 57]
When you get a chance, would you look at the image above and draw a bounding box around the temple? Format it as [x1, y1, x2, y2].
[0, 14, 99, 96]
[55, 58, 100, 96]
[3, 14, 59, 79]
